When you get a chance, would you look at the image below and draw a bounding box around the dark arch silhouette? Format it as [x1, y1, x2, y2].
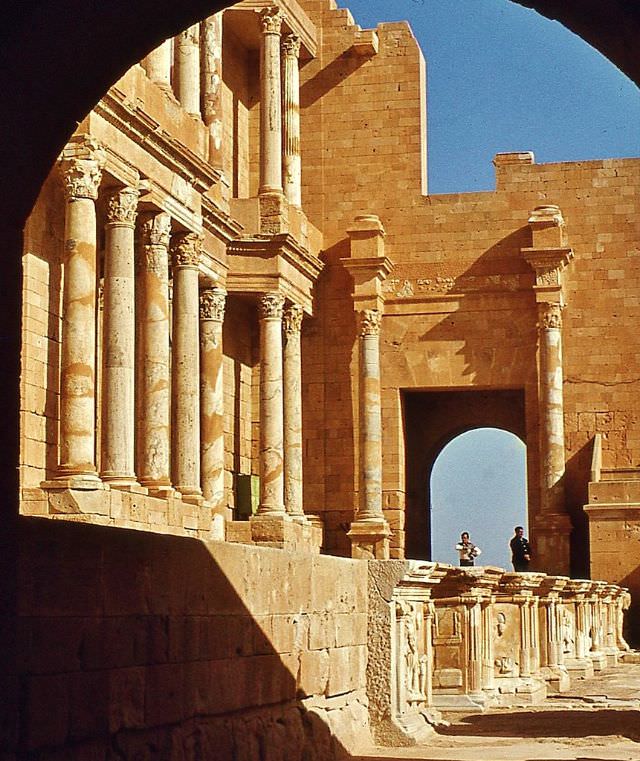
[1, 0, 638, 699]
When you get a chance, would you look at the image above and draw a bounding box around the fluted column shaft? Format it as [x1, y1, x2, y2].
[259, 8, 283, 193]
[175, 24, 201, 117]
[57, 153, 104, 479]
[281, 34, 301, 206]
[143, 40, 172, 89]
[200, 286, 226, 513]
[137, 212, 172, 494]
[283, 304, 304, 519]
[171, 232, 202, 500]
[467, 601, 483, 693]
[257, 292, 286, 515]
[201, 14, 223, 166]
[539, 302, 566, 513]
[358, 309, 384, 520]
[100, 186, 139, 486]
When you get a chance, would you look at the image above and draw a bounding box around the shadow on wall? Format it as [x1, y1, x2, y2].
[9, 517, 369, 760]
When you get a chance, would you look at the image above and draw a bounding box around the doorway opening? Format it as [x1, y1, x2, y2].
[403, 388, 527, 560]
[431, 428, 527, 568]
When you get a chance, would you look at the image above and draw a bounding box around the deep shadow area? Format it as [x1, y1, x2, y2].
[7, 516, 364, 760]
[436, 709, 640, 742]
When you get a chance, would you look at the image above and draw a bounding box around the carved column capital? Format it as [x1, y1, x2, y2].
[105, 186, 139, 227]
[200, 286, 227, 321]
[259, 292, 285, 320]
[261, 7, 283, 35]
[281, 34, 301, 58]
[359, 308, 382, 337]
[283, 304, 303, 335]
[60, 158, 104, 201]
[540, 302, 563, 329]
[139, 211, 171, 249]
[171, 232, 202, 269]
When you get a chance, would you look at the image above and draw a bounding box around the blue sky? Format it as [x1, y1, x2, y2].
[338, 0, 640, 193]
[337, 0, 640, 566]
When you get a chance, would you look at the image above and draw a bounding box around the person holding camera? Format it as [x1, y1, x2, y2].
[455, 531, 481, 567]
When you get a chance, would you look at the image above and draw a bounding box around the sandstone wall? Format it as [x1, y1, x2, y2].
[12, 517, 370, 760]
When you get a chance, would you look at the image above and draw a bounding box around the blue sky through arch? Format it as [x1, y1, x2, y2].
[337, 0, 640, 193]
[430, 428, 527, 568]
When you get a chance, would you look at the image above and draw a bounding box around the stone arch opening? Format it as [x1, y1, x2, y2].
[403, 388, 528, 561]
[430, 427, 527, 568]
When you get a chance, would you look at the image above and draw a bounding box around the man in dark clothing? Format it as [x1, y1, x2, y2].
[510, 525, 531, 572]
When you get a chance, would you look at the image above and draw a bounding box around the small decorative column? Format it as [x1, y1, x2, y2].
[255, 292, 286, 517]
[55, 137, 105, 486]
[281, 34, 302, 207]
[523, 205, 574, 575]
[537, 575, 570, 692]
[199, 285, 227, 516]
[201, 13, 223, 166]
[136, 211, 173, 496]
[259, 8, 283, 194]
[344, 215, 393, 559]
[283, 303, 306, 522]
[171, 232, 203, 503]
[175, 24, 201, 117]
[563, 580, 595, 678]
[466, 599, 484, 697]
[100, 185, 140, 489]
[143, 39, 172, 90]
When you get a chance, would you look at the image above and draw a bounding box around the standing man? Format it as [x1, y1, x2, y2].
[456, 531, 481, 567]
[510, 525, 531, 571]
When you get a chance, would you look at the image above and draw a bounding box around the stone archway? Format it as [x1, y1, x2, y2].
[403, 388, 527, 561]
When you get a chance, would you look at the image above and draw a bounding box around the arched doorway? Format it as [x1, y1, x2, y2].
[431, 427, 527, 568]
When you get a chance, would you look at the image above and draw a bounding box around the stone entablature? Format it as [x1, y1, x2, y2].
[366, 562, 631, 745]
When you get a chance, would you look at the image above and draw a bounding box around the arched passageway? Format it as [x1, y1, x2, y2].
[431, 427, 527, 568]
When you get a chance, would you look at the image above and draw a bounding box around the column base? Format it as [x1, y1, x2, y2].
[101, 477, 148, 495]
[179, 493, 204, 507]
[249, 513, 321, 553]
[532, 513, 572, 575]
[540, 665, 570, 692]
[42, 473, 106, 491]
[144, 483, 176, 499]
[347, 518, 391, 560]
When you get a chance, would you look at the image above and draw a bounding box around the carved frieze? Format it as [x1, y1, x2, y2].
[106, 187, 139, 226]
[359, 309, 381, 337]
[199, 287, 227, 322]
[171, 232, 202, 269]
[259, 291, 285, 320]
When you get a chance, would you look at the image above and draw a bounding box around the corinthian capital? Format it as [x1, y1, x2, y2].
[540, 303, 562, 330]
[60, 158, 104, 201]
[259, 291, 285, 320]
[106, 187, 139, 226]
[283, 304, 303, 335]
[171, 232, 202, 269]
[260, 7, 283, 35]
[359, 309, 381, 337]
[200, 287, 227, 321]
[139, 211, 171, 249]
[281, 34, 301, 58]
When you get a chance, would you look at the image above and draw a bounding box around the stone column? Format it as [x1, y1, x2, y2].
[281, 34, 301, 207]
[100, 186, 140, 489]
[201, 13, 223, 166]
[259, 8, 283, 194]
[539, 301, 566, 514]
[175, 24, 200, 117]
[467, 600, 483, 696]
[143, 39, 172, 90]
[283, 303, 305, 521]
[171, 232, 203, 503]
[56, 141, 105, 485]
[199, 285, 227, 515]
[136, 211, 173, 496]
[348, 309, 391, 558]
[256, 292, 286, 516]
